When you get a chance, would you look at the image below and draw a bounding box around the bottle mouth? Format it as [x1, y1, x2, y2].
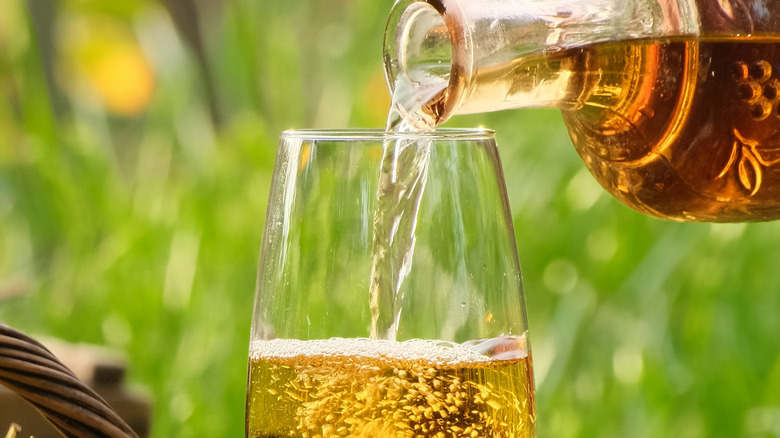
[383, 0, 472, 125]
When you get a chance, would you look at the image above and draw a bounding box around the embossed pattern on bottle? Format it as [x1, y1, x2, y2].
[558, 37, 780, 221]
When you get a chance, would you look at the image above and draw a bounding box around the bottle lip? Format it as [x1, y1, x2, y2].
[436, 0, 473, 123]
[383, 0, 473, 125]
[280, 128, 495, 141]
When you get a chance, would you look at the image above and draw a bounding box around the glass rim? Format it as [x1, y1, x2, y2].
[280, 127, 495, 141]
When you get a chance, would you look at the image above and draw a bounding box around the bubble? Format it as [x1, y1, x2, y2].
[738, 81, 761, 102]
[763, 80, 779, 101]
[749, 60, 772, 82]
[730, 61, 749, 80]
[751, 101, 772, 120]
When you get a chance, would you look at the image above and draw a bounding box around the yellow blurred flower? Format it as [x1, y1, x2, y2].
[87, 41, 155, 116]
[59, 14, 155, 116]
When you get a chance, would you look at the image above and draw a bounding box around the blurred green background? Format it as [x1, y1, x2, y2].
[2, 0, 780, 437]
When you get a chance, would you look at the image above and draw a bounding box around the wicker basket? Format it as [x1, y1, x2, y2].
[0, 324, 138, 438]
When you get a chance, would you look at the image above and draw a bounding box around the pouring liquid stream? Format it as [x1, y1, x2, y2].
[368, 66, 448, 340]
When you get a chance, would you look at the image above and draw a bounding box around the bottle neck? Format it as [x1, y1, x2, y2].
[384, 0, 705, 123]
[384, 0, 470, 125]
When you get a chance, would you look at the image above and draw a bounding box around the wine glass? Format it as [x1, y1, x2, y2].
[246, 128, 536, 438]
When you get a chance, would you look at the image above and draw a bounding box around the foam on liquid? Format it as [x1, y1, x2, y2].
[250, 335, 529, 365]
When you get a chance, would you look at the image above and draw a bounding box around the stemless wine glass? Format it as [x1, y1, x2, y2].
[246, 129, 536, 438]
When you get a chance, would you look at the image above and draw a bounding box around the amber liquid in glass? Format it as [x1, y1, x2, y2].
[246, 338, 535, 438]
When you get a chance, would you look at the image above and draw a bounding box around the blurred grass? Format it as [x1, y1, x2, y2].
[2, 0, 780, 438]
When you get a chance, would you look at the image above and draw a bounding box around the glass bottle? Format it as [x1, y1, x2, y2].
[384, 0, 780, 222]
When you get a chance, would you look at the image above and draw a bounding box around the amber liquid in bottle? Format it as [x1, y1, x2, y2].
[546, 37, 780, 221]
[465, 36, 780, 221]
